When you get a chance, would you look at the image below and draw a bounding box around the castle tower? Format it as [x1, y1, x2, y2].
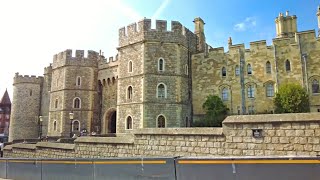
[275, 11, 297, 38]
[48, 50, 99, 137]
[317, 6, 320, 36]
[117, 19, 197, 132]
[193, 17, 206, 52]
[0, 89, 11, 137]
[9, 73, 43, 141]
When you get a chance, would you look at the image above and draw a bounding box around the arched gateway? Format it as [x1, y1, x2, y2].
[103, 108, 117, 134]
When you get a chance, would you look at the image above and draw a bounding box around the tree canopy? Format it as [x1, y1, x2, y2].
[194, 95, 228, 127]
[274, 83, 310, 113]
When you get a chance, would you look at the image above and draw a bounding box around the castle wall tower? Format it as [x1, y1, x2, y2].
[193, 17, 206, 52]
[48, 49, 99, 137]
[117, 19, 197, 133]
[39, 64, 52, 137]
[9, 73, 43, 141]
[275, 11, 297, 38]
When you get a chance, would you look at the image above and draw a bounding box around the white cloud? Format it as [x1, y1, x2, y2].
[234, 17, 257, 31]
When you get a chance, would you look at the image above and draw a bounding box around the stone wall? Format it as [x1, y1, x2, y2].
[5, 113, 320, 158]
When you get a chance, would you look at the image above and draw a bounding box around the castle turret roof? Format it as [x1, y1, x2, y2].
[0, 89, 11, 105]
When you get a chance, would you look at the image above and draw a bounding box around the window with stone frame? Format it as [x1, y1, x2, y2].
[235, 65, 240, 76]
[72, 120, 80, 131]
[126, 116, 133, 130]
[53, 121, 57, 131]
[157, 84, 166, 98]
[157, 115, 166, 128]
[222, 88, 228, 101]
[158, 58, 165, 72]
[248, 105, 255, 114]
[55, 99, 58, 108]
[247, 63, 252, 75]
[76, 76, 81, 86]
[266, 61, 272, 74]
[127, 86, 133, 99]
[247, 85, 255, 98]
[266, 83, 274, 97]
[285, 59, 291, 72]
[222, 67, 227, 77]
[128, 61, 133, 73]
[73, 98, 81, 108]
[312, 79, 319, 94]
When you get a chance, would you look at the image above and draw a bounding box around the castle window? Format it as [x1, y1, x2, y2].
[128, 61, 133, 73]
[76, 76, 81, 86]
[127, 86, 133, 99]
[266, 61, 271, 74]
[285, 59, 291, 72]
[235, 65, 240, 76]
[312, 79, 319, 94]
[126, 116, 133, 130]
[53, 121, 57, 131]
[185, 64, 188, 75]
[112, 77, 116, 84]
[222, 88, 228, 101]
[73, 98, 81, 109]
[72, 120, 80, 131]
[247, 85, 255, 98]
[157, 115, 166, 128]
[248, 105, 255, 114]
[107, 78, 111, 85]
[222, 67, 226, 77]
[158, 58, 165, 72]
[29, 90, 32, 96]
[266, 83, 274, 97]
[157, 83, 167, 98]
[247, 64, 252, 75]
[55, 99, 58, 108]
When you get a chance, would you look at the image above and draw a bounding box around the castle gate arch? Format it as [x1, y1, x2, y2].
[103, 108, 117, 134]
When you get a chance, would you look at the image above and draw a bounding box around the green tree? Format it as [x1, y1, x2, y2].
[274, 83, 310, 113]
[194, 95, 228, 127]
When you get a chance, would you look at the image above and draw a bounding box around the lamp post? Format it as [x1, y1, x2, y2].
[69, 112, 74, 138]
[38, 116, 43, 139]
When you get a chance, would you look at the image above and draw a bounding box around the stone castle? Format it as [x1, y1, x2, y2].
[8, 8, 320, 141]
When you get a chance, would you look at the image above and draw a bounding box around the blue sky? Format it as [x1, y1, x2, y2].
[0, 0, 319, 99]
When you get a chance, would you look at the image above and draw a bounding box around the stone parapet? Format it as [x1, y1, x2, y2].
[134, 128, 223, 135]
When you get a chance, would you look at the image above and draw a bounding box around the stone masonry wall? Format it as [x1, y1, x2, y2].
[5, 113, 320, 158]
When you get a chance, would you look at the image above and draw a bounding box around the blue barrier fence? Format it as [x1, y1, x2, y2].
[0, 157, 320, 180]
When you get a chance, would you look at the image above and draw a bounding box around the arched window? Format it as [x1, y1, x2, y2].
[222, 88, 228, 101]
[73, 98, 81, 108]
[185, 64, 188, 75]
[72, 120, 80, 131]
[55, 99, 58, 108]
[157, 115, 166, 128]
[222, 67, 226, 77]
[126, 116, 132, 130]
[235, 65, 240, 76]
[112, 77, 116, 84]
[285, 59, 291, 72]
[29, 90, 32, 96]
[76, 76, 81, 86]
[266, 83, 274, 97]
[157, 83, 167, 98]
[247, 64, 252, 75]
[107, 78, 111, 85]
[266, 61, 271, 74]
[53, 121, 57, 131]
[312, 79, 319, 94]
[158, 58, 165, 71]
[247, 85, 255, 98]
[128, 61, 133, 73]
[127, 86, 133, 99]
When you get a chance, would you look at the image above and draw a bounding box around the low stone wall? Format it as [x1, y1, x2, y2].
[4, 113, 320, 158]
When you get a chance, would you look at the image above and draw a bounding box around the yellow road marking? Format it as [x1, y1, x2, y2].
[178, 159, 320, 164]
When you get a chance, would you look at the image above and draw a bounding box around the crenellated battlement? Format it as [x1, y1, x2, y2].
[44, 64, 52, 75]
[98, 54, 119, 69]
[208, 47, 225, 55]
[119, 18, 198, 52]
[52, 49, 99, 69]
[13, 72, 43, 85]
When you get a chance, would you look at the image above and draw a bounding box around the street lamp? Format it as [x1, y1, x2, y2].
[69, 112, 74, 138]
[38, 116, 43, 139]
